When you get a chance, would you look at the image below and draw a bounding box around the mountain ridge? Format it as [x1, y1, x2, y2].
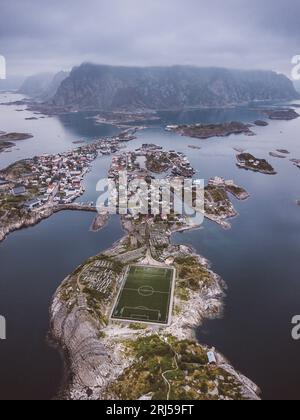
[51, 63, 299, 111]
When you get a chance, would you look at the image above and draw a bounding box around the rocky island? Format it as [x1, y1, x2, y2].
[269, 152, 287, 159]
[0, 132, 33, 153]
[262, 109, 299, 121]
[166, 122, 255, 139]
[277, 149, 290, 155]
[0, 132, 33, 142]
[254, 120, 269, 127]
[49, 147, 259, 401]
[0, 141, 15, 153]
[236, 153, 277, 175]
[291, 159, 300, 169]
[188, 145, 202, 150]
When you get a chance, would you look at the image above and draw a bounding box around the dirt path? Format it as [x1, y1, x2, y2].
[156, 333, 179, 400]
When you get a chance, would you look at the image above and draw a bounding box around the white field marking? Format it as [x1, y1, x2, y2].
[110, 265, 176, 325]
[121, 306, 161, 321]
[138, 286, 155, 296]
[131, 315, 150, 320]
[123, 287, 170, 295]
[165, 268, 174, 325]
[122, 306, 160, 314]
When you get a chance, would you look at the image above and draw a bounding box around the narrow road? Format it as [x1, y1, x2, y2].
[156, 333, 179, 401]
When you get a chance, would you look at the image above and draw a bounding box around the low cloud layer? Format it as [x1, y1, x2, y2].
[0, 0, 299, 77]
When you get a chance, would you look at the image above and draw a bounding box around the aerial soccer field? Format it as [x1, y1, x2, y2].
[111, 265, 175, 325]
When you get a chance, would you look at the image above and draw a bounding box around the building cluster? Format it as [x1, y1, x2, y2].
[148, 222, 170, 261]
[205, 186, 232, 215]
[237, 154, 262, 169]
[168, 151, 195, 178]
[112, 146, 195, 181]
[136, 144, 163, 153]
[107, 146, 199, 221]
[81, 260, 116, 295]
[7, 134, 134, 211]
[208, 176, 235, 187]
[109, 152, 142, 179]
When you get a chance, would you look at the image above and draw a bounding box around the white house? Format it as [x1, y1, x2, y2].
[207, 351, 217, 365]
[24, 198, 42, 211]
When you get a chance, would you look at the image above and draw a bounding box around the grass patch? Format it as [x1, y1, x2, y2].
[111, 265, 174, 325]
[107, 335, 249, 400]
[175, 256, 213, 296]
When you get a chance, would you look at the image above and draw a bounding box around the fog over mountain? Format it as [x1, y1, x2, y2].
[19, 71, 69, 99]
[0, 76, 24, 91]
[51, 63, 298, 111]
[19, 73, 56, 97]
[294, 81, 300, 93]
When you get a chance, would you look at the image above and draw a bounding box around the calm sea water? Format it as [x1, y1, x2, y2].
[0, 93, 119, 170]
[0, 93, 300, 400]
[0, 212, 123, 400]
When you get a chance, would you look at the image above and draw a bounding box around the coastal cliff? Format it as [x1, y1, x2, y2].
[50, 223, 260, 401]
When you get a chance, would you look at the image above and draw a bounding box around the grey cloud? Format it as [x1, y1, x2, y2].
[0, 0, 299, 77]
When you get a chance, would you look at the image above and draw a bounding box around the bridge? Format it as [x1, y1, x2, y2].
[54, 202, 98, 213]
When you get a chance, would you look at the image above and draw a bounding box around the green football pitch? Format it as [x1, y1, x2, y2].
[111, 265, 175, 325]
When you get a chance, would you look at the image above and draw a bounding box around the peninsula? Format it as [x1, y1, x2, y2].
[50, 146, 259, 401]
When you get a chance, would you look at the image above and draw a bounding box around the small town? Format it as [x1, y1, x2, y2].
[0, 130, 136, 213]
[1, 0, 299, 403]
[109, 144, 195, 179]
[107, 145, 199, 221]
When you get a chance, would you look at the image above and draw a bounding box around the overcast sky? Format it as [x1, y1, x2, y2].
[0, 0, 299, 78]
